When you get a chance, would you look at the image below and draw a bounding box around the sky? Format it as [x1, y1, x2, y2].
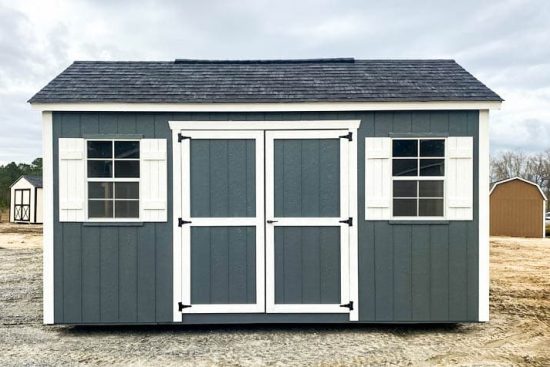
[1, 0, 549, 165]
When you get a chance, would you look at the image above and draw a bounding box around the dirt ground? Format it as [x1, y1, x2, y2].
[0, 223, 548, 366]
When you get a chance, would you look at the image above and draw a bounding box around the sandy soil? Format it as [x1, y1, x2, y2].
[0, 223, 548, 366]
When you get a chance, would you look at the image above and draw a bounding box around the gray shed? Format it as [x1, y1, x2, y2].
[29, 58, 502, 325]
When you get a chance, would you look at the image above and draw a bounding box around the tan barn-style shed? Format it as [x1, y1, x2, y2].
[490, 177, 547, 238]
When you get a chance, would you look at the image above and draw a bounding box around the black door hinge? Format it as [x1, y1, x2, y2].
[266, 220, 278, 224]
[178, 133, 190, 143]
[178, 302, 191, 311]
[339, 132, 353, 141]
[339, 217, 353, 226]
[178, 218, 192, 227]
[340, 301, 354, 310]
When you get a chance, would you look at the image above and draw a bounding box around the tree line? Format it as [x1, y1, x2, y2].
[0, 158, 42, 209]
[491, 150, 550, 200]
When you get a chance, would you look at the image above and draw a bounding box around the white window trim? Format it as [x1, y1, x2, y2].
[84, 139, 142, 222]
[391, 137, 447, 220]
[170, 121, 360, 322]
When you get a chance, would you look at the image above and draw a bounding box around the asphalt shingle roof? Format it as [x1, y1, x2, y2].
[29, 58, 502, 104]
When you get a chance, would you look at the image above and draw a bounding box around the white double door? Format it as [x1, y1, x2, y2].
[179, 130, 351, 315]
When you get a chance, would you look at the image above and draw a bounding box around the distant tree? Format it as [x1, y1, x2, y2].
[491, 150, 550, 201]
[0, 158, 43, 209]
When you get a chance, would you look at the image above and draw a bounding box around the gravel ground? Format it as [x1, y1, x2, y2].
[0, 223, 548, 366]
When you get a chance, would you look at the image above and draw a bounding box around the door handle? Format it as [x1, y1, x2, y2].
[266, 220, 278, 224]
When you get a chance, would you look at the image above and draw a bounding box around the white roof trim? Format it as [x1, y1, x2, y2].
[490, 176, 548, 201]
[30, 101, 502, 112]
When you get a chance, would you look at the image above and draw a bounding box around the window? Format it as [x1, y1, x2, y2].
[392, 139, 445, 217]
[87, 140, 140, 219]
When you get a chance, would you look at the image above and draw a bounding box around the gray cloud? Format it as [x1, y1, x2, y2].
[0, 0, 549, 164]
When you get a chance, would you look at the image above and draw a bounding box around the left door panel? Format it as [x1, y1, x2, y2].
[179, 131, 265, 313]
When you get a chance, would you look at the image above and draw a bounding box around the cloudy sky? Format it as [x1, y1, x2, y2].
[1, 0, 549, 164]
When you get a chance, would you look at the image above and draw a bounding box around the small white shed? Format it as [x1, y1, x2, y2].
[10, 175, 43, 224]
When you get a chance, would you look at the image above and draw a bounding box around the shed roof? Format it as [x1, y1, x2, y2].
[29, 59, 502, 104]
[490, 177, 547, 201]
[10, 175, 43, 188]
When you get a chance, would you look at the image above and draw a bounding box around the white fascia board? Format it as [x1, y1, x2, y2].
[169, 120, 360, 131]
[478, 110, 490, 322]
[31, 101, 502, 112]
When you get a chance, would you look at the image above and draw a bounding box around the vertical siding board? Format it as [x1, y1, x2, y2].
[319, 140, 340, 217]
[246, 227, 256, 303]
[374, 222, 393, 321]
[210, 227, 230, 303]
[117, 113, 137, 134]
[301, 227, 321, 303]
[245, 141, 256, 217]
[137, 225, 155, 322]
[411, 112, 430, 133]
[80, 113, 99, 135]
[228, 228, 247, 303]
[393, 225, 412, 321]
[449, 222, 468, 320]
[191, 227, 211, 303]
[430, 111, 449, 134]
[320, 227, 341, 304]
[62, 223, 82, 322]
[411, 225, 431, 320]
[430, 225, 449, 321]
[359, 222, 376, 320]
[273, 140, 285, 217]
[301, 140, 321, 217]
[119, 228, 138, 322]
[448, 111, 468, 136]
[81, 226, 100, 322]
[282, 227, 303, 303]
[392, 111, 412, 133]
[210, 140, 230, 217]
[274, 227, 286, 304]
[155, 220, 172, 321]
[374, 112, 392, 137]
[282, 141, 302, 216]
[190, 140, 211, 217]
[98, 113, 118, 134]
[227, 141, 247, 217]
[100, 227, 118, 322]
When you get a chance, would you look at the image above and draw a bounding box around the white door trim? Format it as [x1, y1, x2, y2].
[265, 130, 354, 317]
[177, 130, 265, 315]
[169, 120, 361, 131]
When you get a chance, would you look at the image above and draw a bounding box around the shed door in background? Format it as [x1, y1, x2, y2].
[265, 130, 351, 314]
[179, 131, 265, 313]
[14, 189, 31, 222]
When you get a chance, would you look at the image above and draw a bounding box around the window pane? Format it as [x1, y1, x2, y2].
[393, 140, 417, 157]
[420, 139, 445, 157]
[419, 159, 444, 176]
[115, 141, 140, 159]
[88, 200, 113, 218]
[115, 200, 139, 218]
[88, 182, 113, 199]
[115, 161, 140, 178]
[115, 182, 139, 199]
[87, 141, 112, 159]
[393, 199, 417, 216]
[88, 160, 113, 178]
[419, 181, 444, 198]
[393, 159, 418, 176]
[419, 199, 444, 216]
[393, 180, 417, 197]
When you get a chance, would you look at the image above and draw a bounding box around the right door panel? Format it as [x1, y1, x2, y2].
[266, 130, 351, 314]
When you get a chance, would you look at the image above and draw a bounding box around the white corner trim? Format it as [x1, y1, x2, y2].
[168, 120, 361, 131]
[31, 101, 502, 113]
[172, 129, 182, 322]
[478, 110, 490, 322]
[348, 127, 359, 321]
[42, 111, 54, 324]
[489, 176, 548, 201]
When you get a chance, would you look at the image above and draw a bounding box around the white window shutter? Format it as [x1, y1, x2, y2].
[58, 138, 86, 222]
[140, 139, 168, 222]
[446, 137, 474, 220]
[365, 137, 392, 220]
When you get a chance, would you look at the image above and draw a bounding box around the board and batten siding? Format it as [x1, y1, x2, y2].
[52, 110, 479, 324]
